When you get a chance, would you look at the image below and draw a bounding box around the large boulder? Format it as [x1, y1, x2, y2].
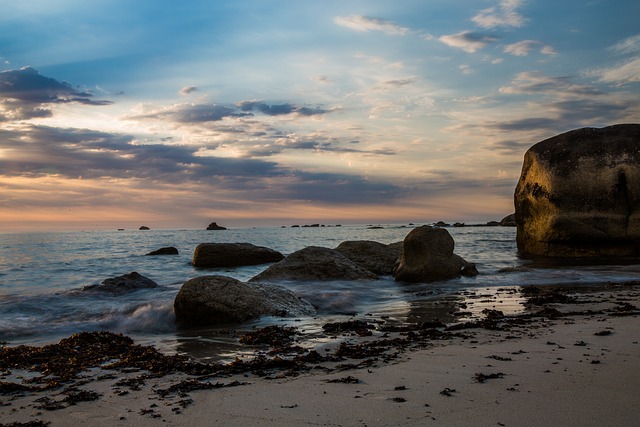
[82, 272, 158, 293]
[173, 275, 316, 326]
[514, 124, 640, 258]
[393, 226, 470, 282]
[249, 246, 378, 282]
[193, 243, 284, 268]
[334, 240, 403, 276]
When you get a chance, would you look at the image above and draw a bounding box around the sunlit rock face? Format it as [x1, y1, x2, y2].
[515, 124, 640, 258]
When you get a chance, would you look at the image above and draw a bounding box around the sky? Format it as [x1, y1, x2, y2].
[0, 0, 639, 232]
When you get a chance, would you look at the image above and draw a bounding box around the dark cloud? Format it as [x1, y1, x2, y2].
[0, 67, 112, 106]
[488, 140, 535, 155]
[237, 100, 329, 116]
[179, 86, 198, 95]
[130, 103, 253, 123]
[495, 117, 561, 132]
[0, 124, 406, 206]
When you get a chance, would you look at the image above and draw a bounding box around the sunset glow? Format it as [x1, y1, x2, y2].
[1, 0, 638, 232]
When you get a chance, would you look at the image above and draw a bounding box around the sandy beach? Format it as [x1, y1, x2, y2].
[2, 283, 639, 427]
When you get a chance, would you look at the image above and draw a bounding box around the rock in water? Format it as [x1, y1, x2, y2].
[82, 272, 158, 293]
[192, 243, 284, 268]
[334, 240, 403, 276]
[173, 275, 316, 326]
[146, 246, 179, 256]
[249, 246, 377, 282]
[514, 124, 640, 258]
[206, 222, 227, 230]
[393, 226, 471, 282]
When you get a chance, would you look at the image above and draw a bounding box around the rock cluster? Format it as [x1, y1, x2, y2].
[174, 225, 476, 326]
[514, 124, 640, 258]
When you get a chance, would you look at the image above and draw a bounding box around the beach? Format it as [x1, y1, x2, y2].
[2, 282, 639, 427]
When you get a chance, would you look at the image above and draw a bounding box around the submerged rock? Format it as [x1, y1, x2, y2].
[393, 226, 472, 283]
[82, 272, 158, 293]
[192, 242, 284, 268]
[146, 246, 179, 256]
[249, 246, 377, 282]
[334, 240, 402, 276]
[174, 275, 316, 326]
[515, 124, 640, 258]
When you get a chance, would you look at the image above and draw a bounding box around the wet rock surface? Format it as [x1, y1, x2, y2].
[173, 275, 316, 326]
[192, 242, 284, 268]
[81, 272, 158, 293]
[146, 246, 179, 256]
[393, 226, 473, 283]
[249, 246, 378, 282]
[334, 240, 402, 276]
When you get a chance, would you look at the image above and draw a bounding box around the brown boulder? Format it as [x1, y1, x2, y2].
[174, 275, 316, 326]
[334, 240, 402, 276]
[393, 226, 471, 282]
[249, 246, 377, 282]
[193, 243, 284, 268]
[514, 124, 640, 258]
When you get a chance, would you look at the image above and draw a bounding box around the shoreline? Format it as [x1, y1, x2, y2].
[1, 282, 639, 426]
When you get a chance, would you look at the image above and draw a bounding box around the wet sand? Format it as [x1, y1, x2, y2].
[2, 283, 639, 426]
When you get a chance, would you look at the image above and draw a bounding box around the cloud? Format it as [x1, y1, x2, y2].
[129, 103, 252, 123]
[503, 40, 557, 56]
[0, 67, 112, 106]
[379, 77, 416, 88]
[499, 71, 601, 97]
[586, 34, 640, 86]
[0, 124, 405, 206]
[472, 0, 526, 29]
[334, 15, 410, 36]
[438, 31, 499, 53]
[236, 100, 329, 116]
[179, 86, 198, 95]
[610, 33, 640, 55]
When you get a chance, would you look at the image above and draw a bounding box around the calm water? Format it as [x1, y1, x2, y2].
[2, 224, 639, 360]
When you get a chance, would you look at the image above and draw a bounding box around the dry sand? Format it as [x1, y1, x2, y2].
[2, 284, 639, 427]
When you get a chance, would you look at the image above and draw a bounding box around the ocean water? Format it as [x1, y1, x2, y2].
[2, 224, 639, 360]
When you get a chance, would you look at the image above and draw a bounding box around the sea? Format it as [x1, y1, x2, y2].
[2, 224, 640, 361]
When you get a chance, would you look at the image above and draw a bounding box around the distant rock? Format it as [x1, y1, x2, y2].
[192, 242, 284, 268]
[394, 226, 473, 283]
[173, 275, 316, 326]
[82, 272, 158, 293]
[515, 124, 640, 258]
[434, 221, 450, 227]
[146, 246, 179, 256]
[486, 221, 500, 226]
[250, 246, 377, 282]
[206, 222, 227, 230]
[500, 214, 516, 227]
[335, 240, 403, 276]
[139, 226, 150, 230]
